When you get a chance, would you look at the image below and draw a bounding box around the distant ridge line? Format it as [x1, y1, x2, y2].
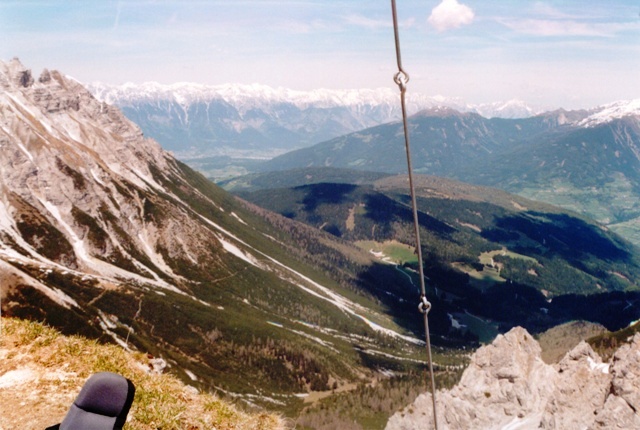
[87, 81, 547, 120]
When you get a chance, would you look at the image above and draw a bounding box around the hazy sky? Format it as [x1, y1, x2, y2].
[1, 0, 639, 109]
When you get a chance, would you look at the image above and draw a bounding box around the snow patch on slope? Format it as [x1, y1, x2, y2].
[219, 236, 262, 267]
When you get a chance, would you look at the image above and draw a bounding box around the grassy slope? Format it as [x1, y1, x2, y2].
[535, 321, 608, 364]
[218, 167, 392, 193]
[588, 319, 640, 361]
[0, 317, 285, 430]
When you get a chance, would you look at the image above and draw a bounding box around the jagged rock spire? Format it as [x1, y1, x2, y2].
[386, 326, 640, 430]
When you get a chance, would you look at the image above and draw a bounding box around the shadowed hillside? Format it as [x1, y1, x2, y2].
[236, 172, 640, 339]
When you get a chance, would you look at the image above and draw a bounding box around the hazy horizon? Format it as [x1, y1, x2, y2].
[2, 1, 639, 110]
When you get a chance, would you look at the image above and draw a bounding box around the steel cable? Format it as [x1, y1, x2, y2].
[390, 1, 439, 428]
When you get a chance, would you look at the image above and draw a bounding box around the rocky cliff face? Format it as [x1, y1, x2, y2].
[386, 326, 640, 430]
[0, 57, 203, 292]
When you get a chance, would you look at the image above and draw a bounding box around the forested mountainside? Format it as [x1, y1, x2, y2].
[258, 105, 640, 246]
[237, 173, 640, 338]
[0, 59, 467, 415]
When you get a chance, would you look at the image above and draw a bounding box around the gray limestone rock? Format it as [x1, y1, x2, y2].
[386, 329, 640, 430]
[0, 58, 220, 288]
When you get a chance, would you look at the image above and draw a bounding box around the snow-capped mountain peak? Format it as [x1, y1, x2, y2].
[88, 81, 541, 119]
[579, 99, 640, 127]
[86, 81, 544, 158]
[89, 81, 402, 110]
[476, 99, 538, 119]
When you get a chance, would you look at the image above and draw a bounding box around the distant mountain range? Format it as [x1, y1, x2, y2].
[87, 79, 640, 244]
[88, 78, 640, 245]
[257, 104, 640, 245]
[261, 103, 640, 174]
[88, 82, 545, 159]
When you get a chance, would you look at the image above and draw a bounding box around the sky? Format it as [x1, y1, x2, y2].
[1, 0, 639, 109]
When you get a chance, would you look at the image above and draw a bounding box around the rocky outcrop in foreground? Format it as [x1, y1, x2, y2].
[386, 327, 640, 430]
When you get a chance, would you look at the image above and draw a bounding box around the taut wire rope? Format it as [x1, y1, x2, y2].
[390, 1, 439, 428]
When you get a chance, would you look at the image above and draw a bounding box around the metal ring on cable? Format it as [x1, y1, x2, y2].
[418, 295, 431, 314]
[394, 70, 410, 91]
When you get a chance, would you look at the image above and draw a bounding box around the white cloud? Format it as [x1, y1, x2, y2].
[428, 0, 475, 32]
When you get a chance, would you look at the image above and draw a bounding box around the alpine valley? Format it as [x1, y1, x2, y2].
[1, 58, 448, 418]
[4, 58, 640, 429]
[91, 81, 640, 248]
